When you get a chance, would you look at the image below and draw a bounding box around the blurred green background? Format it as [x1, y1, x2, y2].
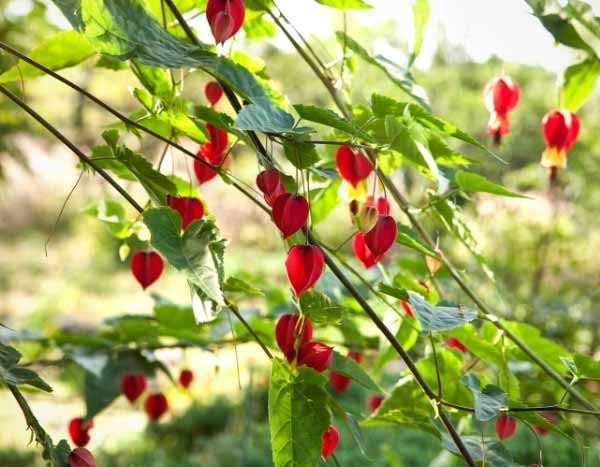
[1, 0, 600, 466]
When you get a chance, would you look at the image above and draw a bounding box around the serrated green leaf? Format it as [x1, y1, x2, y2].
[224, 276, 264, 298]
[455, 171, 529, 198]
[309, 180, 340, 224]
[537, 13, 595, 54]
[299, 290, 344, 324]
[330, 351, 381, 391]
[573, 353, 600, 379]
[0, 342, 53, 392]
[409, 292, 477, 332]
[294, 104, 374, 141]
[243, 16, 276, 39]
[396, 224, 439, 257]
[442, 434, 520, 467]
[460, 373, 506, 422]
[283, 137, 320, 169]
[234, 98, 310, 134]
[561, 58, 600, 111]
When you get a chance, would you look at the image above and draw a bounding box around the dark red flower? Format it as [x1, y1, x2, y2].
[130, 251, 163, 290]
[400, 300, 414, 318]
[272, 194, 309, 238]
[446, 337, 468, 353]
[275, 314, 313, 362]
[352, 232, 380, 269]
[298, 341, 333, 372]
[167, 195, 204, 230]
[285, 245, 324, 297]
[121, 372, 147, 403]
[206, 0, 245, 44]
[144, 393, 169, 422]
[207, 124, 228, 156]
[364, 215, 397, 259]
[368, 395, 385, 413]
[204, 81, 223, 106]
[484, 76, 520, 144]
[256, 169, 286, 206]
[541, 109, 580, 168]
[329, 351, 361, 394]
[68, 418, 94, 448]
[321, 425, 340, 459]
[179, 369, 194, 388]
[67, 447, 96, 467]
[496, 414, 517, 440]
[336, 145, 372, 187]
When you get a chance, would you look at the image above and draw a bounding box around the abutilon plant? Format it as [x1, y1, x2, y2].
[400, 300, 414, 318]
[484, 75, 520, 145]
[68, 418, 94, 448]
[121, 373, 147, 403]
[352, 231, 380, 269]
[144, 393, 169, 422]
[130, 251, 163, 290]
[275, 313, 313, 362]
[67, 447, 96, 467]
[541, 109, 580, 183]
[204, 81, 223, 106]
[321, 425, 340, 459]
[336, 145, 372, 188]
[364, 215, 397, 259]
[256, 168, 286, 206]
[194, 124, 230, 184]
[329, 351, 362, 394]
[167, 195, 204, 229]
[368, 395, 385, 413]
[179, 369, 194, 388]
[495, 415, 517, 440]
[446, 337, 468, 353]
[297, 341, 333, 372]
[285, 245, 324, 297]
[206, 0, 245, 45]
[272, 193, 310, 238]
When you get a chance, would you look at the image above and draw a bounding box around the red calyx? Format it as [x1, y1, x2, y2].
[368, 395, 385, 413]
[365, 195, 390, 215]
[207, 124, 228, 156]
[495, 414, 517, 440]
[534, 411, 556, 436]
[167, 195, 204, 230]
[336, 145, 372, 187]
[321, 425, 340, 459]
[446, 337, 468, 353]
[257, 169, 287, 206]
[298, 341, 333, 372]
[329, 351, 361, 394]
[121, 372, 147, 403]
[400, 300, 414, 318]
[541, 109, 580, 169]
[67, 447, 96, 467]
[484, 76, 520, 144]
[144, 392, 169, 422]
[194, 125, 230, 184]
[130, 251, 163, 290]
[352, 232, 380, 269]
[285, 245, 324, 297]
[68, 418, 94, 448]
[204, 81, 223, 106]
[364, 215, 397, 259]
[272, 193, 309, 238]
[179, 369, 194, 388]
[206, 0, 245, 45]
[275, 313, 313, 362]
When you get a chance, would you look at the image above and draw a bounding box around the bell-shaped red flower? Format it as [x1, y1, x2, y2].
[285, 245, 324, 297]
[68, 418, 94, 448]
[400, 300, 414, 318]
[541, 109, 580, 169]
[144, 392, 169, 422]
[336, 145, 372, 187]
[130, 251, 163, 290]
[321, 425, 340, 459]
[194, 143, 219, 184]
[446, 337, 468, 353]
[364, 215, 397, 259]
[257, 169, 286, 206]
[368, 395, 385, 413]
[496, 414, 517, 440]
[298, 341, 333, 372]
[272, 193, 309, 238]
[121, 372, 147, 403]
[207, 124, 228, 156]
[329, 351, 361, 394]
[204, 81, 223, 106]
[67, 447, 96, 467]
[179, 369, 194, 388]
[352, 232, 380, 269]
[365, 195, 390, 215]
[206, 0, 245, 44]
[167, 195, 204, 230]
[275, 313, 313, 362]
[484, 76, 520, 145]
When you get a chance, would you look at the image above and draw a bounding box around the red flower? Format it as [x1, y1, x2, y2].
[495, 414, 517, 440]
[321, 425, 340, 459]
[336, 145, 372, 187]
[130, 251, 163, 290]
[204, 81, 223, 106]
[364, 215, 397, 259]
[285, 245, 324, 297]
[298, 341, 333, 372]
[365, 195, 390, 216]
[121, 372, 147, 403]
[541, 109, 580, 169]
[67, 447, 96, 467]
[368, 395, 385, 413]
[329, 351, 362, 394]
[272, 194, 309, 238]
[179, 369, 194, 388]
[144, 393, 169, 422]
[257, 169, 287, 206]
[275, 314, 313, 362]
[352, 232, 380, 269]
[206, 0, 245, 44]
[446, 337, 468, 353]
[484, 76, 520, 144]
[167, 195, 204, 230]
[68, 418, 94, 448]
[400, 300, 414, 318]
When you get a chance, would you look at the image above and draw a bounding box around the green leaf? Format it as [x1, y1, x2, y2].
[283, 137, 320, 169]
[243, 16, 276, 39]
[84, 199, 139, 239]
[455, 171, 528, 198]
[314, 0, 372, 9]
[442, 434, 520, 467]
[224, 276, 264, 299]
[396, 224, 439, 257]
[0, 30, 95, 83]
[460, 374, 506, 422]
[131, 58, 174, 101]
[268, 359, 331, 467]
[336, 32, 429, 109]
[537, 13, 595, 54]
[143, 208, 225, 308]
[329, 351, 381, 391]
[309, 180, 341, 224]
[0, 342, 53, 392]
[328, 398, 367, 455]
[561, 58, 600, 111]
[410, 0, 430, 66]
[153, 297, 197, 331]
[234, 99, 311, 134]
[408, 292, 478, 332]
[442, 324, 504, 367]
[573, 353, 600, 380]
[294, 104, 374, 141]
[299, 290, 344, 324]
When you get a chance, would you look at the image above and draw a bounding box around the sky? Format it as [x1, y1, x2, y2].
[29, 0, 600, 73]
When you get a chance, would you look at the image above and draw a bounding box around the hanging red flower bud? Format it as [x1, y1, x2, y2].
[204, 81, 223, 106]
[285, 245, 324, 297]
[68, 418, 94, 448]
[484, 76, 520, 145]
[352, 232, 380, 269]
[275, 314, 313, 362]
[329, 351, 361, 394]
[167, 195, 204, 230]
[400, 300, 414, 318]
[446, 337, 468, 353]
[257, 169, 286, 206]
[272, 194, 309, 238]
[207, 124, 229, 156]
[541, 109, 580, 169]
[144, 392, 169, 422]
[206, 0, 245, 45]
[364, 215, 397, 259]
[130, 251, 163, 290]
[121, 372, 147, 403]
[179, 369, 194, 388]
[336, 145, 372, 187]
[368, 395, 385, 413]
[298, 341, 333, 372]
[194, 143, 218, 184]
[365, 195, 390, 215]
[67, 447, 96, 467]
[321, 425, 340, 459]
[495, 414, 517, 440]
